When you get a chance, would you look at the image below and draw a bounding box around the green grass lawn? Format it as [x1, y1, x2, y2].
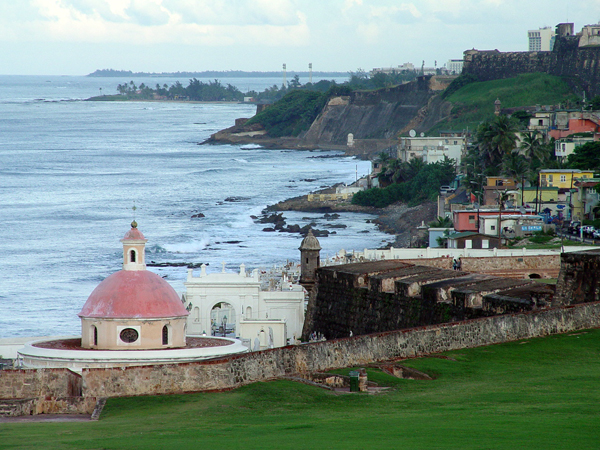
[430, 73, 575, 133]
[2, 329, 600, 449]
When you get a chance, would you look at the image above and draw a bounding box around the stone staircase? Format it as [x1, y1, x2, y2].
[0, 398, 35, 417]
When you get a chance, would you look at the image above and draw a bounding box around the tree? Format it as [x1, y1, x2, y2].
[501, 152, 530, 192]
[429, 216, 453, 228]
[587, 95, 600, 111]
[519, 131, 545, 161]
[474, 115, 519, 174]
[488, 114, 519, 156]
[511, 110, 532, 128]
[288, 74, 301, 89]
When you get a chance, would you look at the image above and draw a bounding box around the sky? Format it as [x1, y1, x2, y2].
[0, 0, 598, 76]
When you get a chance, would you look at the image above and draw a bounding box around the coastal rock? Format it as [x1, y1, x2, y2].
[191, 213, 205, 218]
[257, 212, 286, 225]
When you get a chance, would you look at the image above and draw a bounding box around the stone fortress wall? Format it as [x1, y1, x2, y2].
[462, 26, 600, 97]
[1, 249, 599, 416]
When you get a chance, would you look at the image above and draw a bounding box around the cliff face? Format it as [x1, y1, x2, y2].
[301, 76, 449, 146]
[206, 76, 454, 156]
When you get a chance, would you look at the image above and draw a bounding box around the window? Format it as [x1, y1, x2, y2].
[468, 215, 476, 223]
[162, 325, 169, 345]
[120, 328, 139, 343]
[491, 225, 496, 231]
[92, 325, 98, 346]
[129, 250, 136, 262]
[560, 175, 566, 183]
[538, 119, 544, 126]
[548, 174, 553, 182]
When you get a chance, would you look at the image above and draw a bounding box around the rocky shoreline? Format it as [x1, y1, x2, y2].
[263, 185, 438, 248]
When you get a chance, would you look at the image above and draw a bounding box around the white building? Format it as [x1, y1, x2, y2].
[398, 136, 465, 166]
[183, 263, 306, 350]
[371, 63, 415, 75]
[446, 59, 464, 74]
[528, 26, 555, 51]
[555, 136, 595, 160]
[480, 214, 544, 237]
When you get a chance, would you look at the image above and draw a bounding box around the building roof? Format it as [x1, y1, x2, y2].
[447, 232, 498, 240]
[79, 270, 189, 319]
[539, 169, 593, 173]
[299, 229, 321, 251]
[576, 181, 600, 188]
[121, 221, 147, 242]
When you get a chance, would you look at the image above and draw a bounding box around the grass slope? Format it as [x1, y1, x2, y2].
[2, 329, 600, 449]
[431, 73, 575, 133]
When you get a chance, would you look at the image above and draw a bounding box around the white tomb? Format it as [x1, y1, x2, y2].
[183, 263, 306, 348]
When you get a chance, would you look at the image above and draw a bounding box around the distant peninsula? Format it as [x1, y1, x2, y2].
[87, 69, 348, 78]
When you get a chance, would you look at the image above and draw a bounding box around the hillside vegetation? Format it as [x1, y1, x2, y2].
[431, 73, 578, 133]
[3, 329, 600, 449]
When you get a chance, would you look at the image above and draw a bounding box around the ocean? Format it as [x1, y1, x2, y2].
[0, 75, 391, 339]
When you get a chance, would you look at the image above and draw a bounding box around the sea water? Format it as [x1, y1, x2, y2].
[0, 75, 390, 338]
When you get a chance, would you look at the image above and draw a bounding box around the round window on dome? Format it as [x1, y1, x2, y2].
[120, 328, 139, 343]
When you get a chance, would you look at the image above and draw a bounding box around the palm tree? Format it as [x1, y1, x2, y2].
[429, 216, 453, 228]
[474, 115, 519, 175]
[487, 115, 519, 156]
[474, 121, 501, 171]
[501, 152, 530, 180]
[519, 131, 547, 162]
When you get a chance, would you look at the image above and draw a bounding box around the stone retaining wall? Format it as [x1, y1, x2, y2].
[0, 368, 81, 399]
[80, 301, 600, 398]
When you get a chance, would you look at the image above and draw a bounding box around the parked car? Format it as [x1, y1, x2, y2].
[583, 226, 596, 238]
[568, 221, 581, 235]
[440, 185, 455, 194]
[592, 229, 600, 239]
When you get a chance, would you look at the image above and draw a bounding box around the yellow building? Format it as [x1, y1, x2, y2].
[539, 169, 594, 189]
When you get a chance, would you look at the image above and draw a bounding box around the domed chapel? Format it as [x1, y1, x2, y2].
[78, 221, 189, 350]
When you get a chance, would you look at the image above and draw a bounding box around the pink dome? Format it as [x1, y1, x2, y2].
[79, 270, 189, 319]
[122, 226, 146, 241]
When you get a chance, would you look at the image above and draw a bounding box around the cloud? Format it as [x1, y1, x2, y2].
[126, 0, 170, 26]
[369, 4, 422, 20]
[10, 0, 309, 46]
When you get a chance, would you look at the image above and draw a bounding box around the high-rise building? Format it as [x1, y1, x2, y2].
[446, 59, 463, 74]
[528, 26, 555, 51]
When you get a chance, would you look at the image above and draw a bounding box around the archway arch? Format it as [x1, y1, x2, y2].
[210, 302, 236, 337]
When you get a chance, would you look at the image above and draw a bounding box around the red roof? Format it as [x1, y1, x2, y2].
[79, 270, 189, 319]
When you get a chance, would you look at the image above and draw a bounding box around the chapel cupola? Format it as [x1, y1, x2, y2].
[79, 223, 189, 350]
[121, 220, 147, 271]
